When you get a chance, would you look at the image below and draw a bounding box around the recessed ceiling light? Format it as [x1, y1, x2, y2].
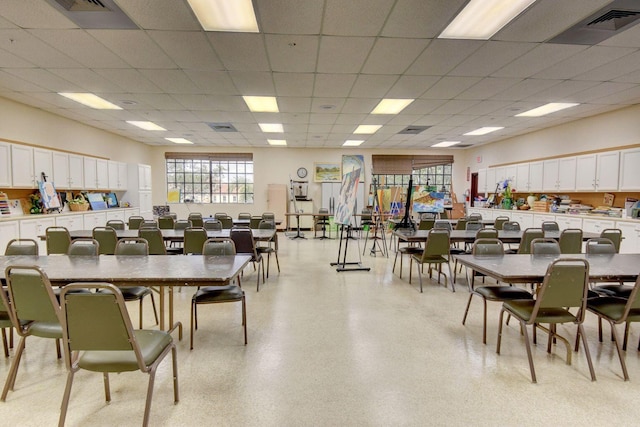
[126, 121, 167, 131]
[166, 137, 194, 144]
[515, 102, 580, 117]
[354, 125, 382, 134]
[371, 99, 414, 115]
[431, 141, 461, 147]
[186, 0, 259, 32]
[439, 0, 537, 40]
[58, 92, 122, 110]
[268, 139, 287, 146]
[343, 140, 364, 147]
[259, 123, 284, 133]
[464, 127, 504, 136]
[243, 96, 279, 112]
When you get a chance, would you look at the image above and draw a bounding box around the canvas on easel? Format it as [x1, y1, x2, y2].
[38, 180, 61, 210]
[334, 168, 361, 225]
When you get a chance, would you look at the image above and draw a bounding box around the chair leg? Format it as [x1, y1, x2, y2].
[1, 329, 8, 358]
[2, 335, 26, 401]
[59, 369, 76, 427]
[623, 321, 630, 351]
[149, 293, 159, 326]
[171, 345, 179, 404]
[104, 372, 111, 402]
[521, 321, 537, 383]
[447, 262, 455, 292]
[417, 262, 423, 293]
[482, 298, 488, 344]
[496, 308, 505, 355]
[266, 252, 270, 278]
[143, 368, 158, 427]
[242, 295, 247, 345]
[462, 293, 474, 326]
[190, 300, 195, 351]
[598, 317, 603, 343]
[578, 323, 597, 382]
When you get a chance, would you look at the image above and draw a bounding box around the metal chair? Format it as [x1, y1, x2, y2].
[92, 226, 118, 255]
[468, 213, 482, 221]
[106, 219, 126, 230]
[58, 283, 178, 426]
[502, 221, 520, 231]
[67, 238, 100, 256]
[140, 220, 158, 229]
[249, 216, 263, 229]
[139, 228, 169, 255]
[128, 216, 145, 230]
[230, 227, 264, 291]
[493, 216, 510, 230]
[530, 238, 561, 255]
[158, 216, 175, 229]
[219, 216, 234, 229]
[183, 227, 208, 255]
[4, 238, 39, 256]
[541, 221, 560, 232]
[256, 220, 280, 278]
[174, 219, 192, 230]
[238, 212, 252, 220]
[409, 229, 454, 293]
[465, 221, 483, 232]
[496, 259, 595, 383]
[190, 238, 246, 350]
[314, 208, 331, 238]
[506, 227, 543, 255]
[600, 228, 622, 253]
[559, 228, 583, 254]
[203, 219, 223, 231]
[188, 213, 204, 228]
[46, 226, 71, 254]
[588, 238, 628, 299]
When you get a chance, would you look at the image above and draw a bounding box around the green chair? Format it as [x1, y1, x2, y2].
[468, 213, 482, 221]
[454, 218, 467, 231]
[496, 259, 595, 383]
[4, 239, 39, 256]
[541, 221, 560, 232]
[493, 216, 510, 230]
[106, 219, 126, 230]
[46, 226, 71, 255]
[587, 275, 640, 380]
[58, 283, 179, 426]
[238, 212, 252, 220]
[0, 299, 12, 358]
[158, 215, 175, 230]
[502, 221, 520, 231]
[257, 220, 280, 278]
[92, 226, 118, 255]
[409, 229, 454, 293]
[600, 228, 622, 253]
[530, 238, 561, 255]
[0, 266, 63, 401]
[188, 213, 203, 228]
[174, 219, 192, 230]
[190, 238, 246, 350]
[67, 238, 100, 256]
[262, 212, 275, 221]
[203, 219, 223, 231]
[128, 216, 145, 230]
[418, 219, 434, 230]
[183, 227, 208, 255]
[475, 228, 498, 240]
[219, 216, 234, 229]
[139, 228, 170, 255]
[559, 228, 583, 254]
[140, 220, 158, 229]
[230, 227, 264, 291]
[249, 216, 263, 229]
[462, 239, 533, 344]
[588, 238, 628, 298]
[506, 227, 543, 255]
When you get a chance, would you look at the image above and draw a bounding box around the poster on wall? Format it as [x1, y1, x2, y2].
[334, 168, 361, 225]
[342, 154, 364, 182]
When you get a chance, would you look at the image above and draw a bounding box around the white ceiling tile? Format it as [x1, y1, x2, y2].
[317, 36, 375, 73]
[184, 70, 237, 95]
[0, 0, 75, 28]
[47, 68, 123, 93]
[386, 75, 440, 99]
[4, 68, 79, 92]
[265, 35, 318, 73]
[527, 80, 600, 102]
[335, 114, 367, 125]
[461, 100, 514, 116]
[278, 97, 312, 113]
[313, 74, 357, 98]
[255, 0, 323, 34]
[93, 69, 161, 93]
[492, 44, 587, 78]
[229, 71, 276, 96]
[429, 100, 482, 115]
[533, 46, 637, 79]
[309, 114, 338, 124]
[402, 99, 447, 115]
[450, 42, 536, 77]
[574, 50, 640, 82]
[0, 47, 34, 68]
[311, 98, 345, 113]
[0, 28, 81, 68]
[273, 72, 314, 96]
[491, 79, 561, 101]
[382, 0, 467, 38]
[407, 39, 484, 76]
[207, 33, 270, 71]
[349, 74, 398, 98]
[116, 0, 200, 30]
[456, 78, 523, 100]
[308, 124, 334, 133]
[87, 29, 176, 69]
[139, 69, 201, 94]
[323, 0, 394, 36]
[0, 70, 45, 92]
[590, 10, 640, 48]
[147, 31, 223, 70]
[569, 82, 639, 103]
[340, 98, 379, 114]
[420, 77, 482, 99]
[361, 38, 429, 74]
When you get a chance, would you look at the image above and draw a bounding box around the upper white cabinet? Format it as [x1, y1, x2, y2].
[138, 164, 152, 190]
[96, 159, 109, 189]
[83, 157, 97, 189]
[528, 161, 544, 192]
[33, 147, 53, 184]
[575, 152, 620, 191]
[543, 157, 576, 192]
[619, 147, 640, 190]
[478, 168, 487, 195]
[10, 144, 35, 187]
[52, 151, 70, 189]
[0, 141, 11, 187]
[514, 163, 529, 193]
[108, 161, 128, 191]
[68, 154, 84, 188]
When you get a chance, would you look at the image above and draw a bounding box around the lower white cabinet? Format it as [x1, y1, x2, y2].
[83, 212, 107, 229]
[616, 221, 640, 254]
[556, 216, 582, 230]
[19, 216, 56, 253]
[510, 212, 534, 229]
[582, 218, 615, 235]
[0, 220, 20, 254]
[106, 210, 126, 223]
[55, 214, 85, 231]
[532, 213, 556, 228]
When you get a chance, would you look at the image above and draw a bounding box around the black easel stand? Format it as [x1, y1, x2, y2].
[330, 225, 370, 272]
[394, 177, 416, 231]
[289, 212, 306, 239]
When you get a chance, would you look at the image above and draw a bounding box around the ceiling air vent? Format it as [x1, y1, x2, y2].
[455, 144, 472, 148]
[45, 0, 138, 29]
[398, 125, 431, 135]
[549, 0, 640, 45]
[207, 122, 238, 132]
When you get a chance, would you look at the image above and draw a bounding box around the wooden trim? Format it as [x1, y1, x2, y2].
[0, 137, 110, 160]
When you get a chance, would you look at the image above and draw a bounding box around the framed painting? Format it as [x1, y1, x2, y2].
[342, 154, 364, 182]
[314, 163, 341, 182]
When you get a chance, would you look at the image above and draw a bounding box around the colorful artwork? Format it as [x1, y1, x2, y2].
[342, 154, 364, 182]
[314, 163, 341, 182]
[412, 185, 445, 213]
[334, 168, 361, 225]
[38, 181, 61, 210]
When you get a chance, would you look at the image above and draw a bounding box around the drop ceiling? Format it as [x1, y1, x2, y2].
[0, 0, 639, 149]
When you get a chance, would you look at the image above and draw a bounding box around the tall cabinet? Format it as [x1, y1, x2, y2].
[267, 184, 288, 230]
[126, 164, 153, 219]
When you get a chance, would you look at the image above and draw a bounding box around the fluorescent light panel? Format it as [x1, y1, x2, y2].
[343, 140, 364, 147]
[464, 127, 504, 136]
[515, 102, 579, 117]
[58, 92, 122, 110]
[259, 123, 284, 133]
[243, 96, 279, 113]
[353, 124, 382, 134]
[439, 0, 537, 40]
[371, 99, 414, 115]
[126, 121, 166, 131]
[431, 141, 461, 147]
[166, 137, 193, 144]
[186, 0, 259, 32]
[268, 139, 287, 146]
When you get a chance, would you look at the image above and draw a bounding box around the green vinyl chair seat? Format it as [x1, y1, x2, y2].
[25, 321, 63, 339]
[119, 286, 153, 301]
[475, 286, 533, 301]
[193, 285, 244, 303]
[503, 300, 578, 324]
[592, 284, 632, 298]
[587, 297, 640, 322]
[408, 229, 454, 293]
[77, 329, 172, 373]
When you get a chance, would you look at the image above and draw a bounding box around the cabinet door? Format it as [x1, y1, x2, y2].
[616, 221, 640, 254]
[0, 141, 11, 187]
[582, 218, 614, 234]
[138, 164, 152, 190]
[542, 159, 559, 191]
[83, 157, 97, 189]
[56, 214, 85, 231]
[106, 210, 125, 222]
[528, 161, 543, 192]
[52, 152, 70, 189]
[108, 161, 119, 190]
[619, 148, 640, 190]
[84, 212, 107, 229]
[557, 157, 576, 191]
[477, 169, 487, 194]
[0, 221, 20, 254]
[68, 154, 84, 188]
[514, 163, 529, 192]
[96, 159, 109, 189]
[117, 162, 128, 190]
[33, 148, 53, 184]
[11, 145, 35, 187]
[139, 191, 153, 219]
[19, 217, 56, 253]
[486, 168, 497, 194]
[575, 154, 597, 191]
[596, 151, 619, 191]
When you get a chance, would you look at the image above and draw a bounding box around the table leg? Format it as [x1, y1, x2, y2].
[158, 286, 165, 331]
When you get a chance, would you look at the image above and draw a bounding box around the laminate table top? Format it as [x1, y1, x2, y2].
[394, 229, 599, 244]
[62, 228, 276, 242]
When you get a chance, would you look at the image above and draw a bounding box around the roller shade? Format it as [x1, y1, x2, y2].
[372, 155, 453, 174]
[165, 152, 253, 161]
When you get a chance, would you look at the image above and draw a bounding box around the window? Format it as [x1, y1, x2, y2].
[165, 153, 253, 203]
[373, 164, 452, 193]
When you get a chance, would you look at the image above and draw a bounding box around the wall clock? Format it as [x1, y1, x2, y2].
[297, 167, 308, 179]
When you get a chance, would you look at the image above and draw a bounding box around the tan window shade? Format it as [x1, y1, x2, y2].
[372, 155, 453, 174]
[165, 152, 253, 161]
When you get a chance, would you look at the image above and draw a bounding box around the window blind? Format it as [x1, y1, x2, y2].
[372, 155, 453, 174]
[165, 152, 253, 161]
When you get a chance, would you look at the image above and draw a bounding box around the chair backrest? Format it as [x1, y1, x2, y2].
[5, 238, 39, 256]
[3, 266, 61, 330]
[421, 229, 450, 260]
[600, 228, 622, 253]
[158, 216, 175, 230]
[585, 238, 616, 254]
[115, 237, 149, 256]
[465, 221, 483, 231]
[494, 216, 509, 230]
[420, 212, 437, 220]
[620, 276, 640, 317]
[238, 212, 252, 220]
[517, 228, 544, 254]
[258, 219, 275, 230]
[559, 229, 583, 254]
[174, 219, 192, 230]
[203, 219, 223, 230]
[188, 213, 204, 228]
[105, 220, 125, 230]
[433, 220, 452, 231]
[219, 216, 234, 229]
[183, 227, 208, 255]
[92, 226, 118, 255]
[250, 216, 263, 229]
[472, 238, 504, 256]
[128, 216, 145, 230]
[502, 221, 521, 231]
[475, 228, 498, 240]
[533, 259, 589, 319]
[230, 228, 258, 258]
[214, 212, 228, 220]
[202, 238, 236, 256]
[541, 221, 560, 232]
[262, 212, 275, 221]
[418, 219, 435, 230]
[138, 228, 167, 255]
[60, 283, 149, 371]
[361, 209, 372, 223]
[46, 226, 71, 255]
[530, 238, 561, 256]
[140, 220, 158, 229]
[455, 218, 468, 230]
[468, 213, 482, 221]
[67, 238, 100, 256]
